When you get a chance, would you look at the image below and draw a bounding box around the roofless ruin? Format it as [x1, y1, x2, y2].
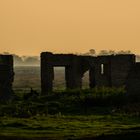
[41, 52, 138, 95]
[0, 52, 140, 98]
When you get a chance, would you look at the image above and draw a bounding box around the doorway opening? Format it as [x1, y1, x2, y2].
[53, 67, 66, 91]
[82, 70, 90, 89]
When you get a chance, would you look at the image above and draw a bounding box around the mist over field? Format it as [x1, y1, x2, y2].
[13, 66, 89, 91]
[2, 50, 140, 66]
[12, 50, 140, 91]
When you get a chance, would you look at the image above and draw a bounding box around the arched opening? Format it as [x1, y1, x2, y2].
[82, 70, 90, 89]
[53, 67, 66, 91]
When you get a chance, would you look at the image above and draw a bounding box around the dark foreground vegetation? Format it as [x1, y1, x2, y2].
[0, 87, 140, 139]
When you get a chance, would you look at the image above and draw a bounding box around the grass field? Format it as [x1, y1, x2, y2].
[0, 66, 139, 140]
[13, 66, 89, 91]
[0, 115, 140, 140]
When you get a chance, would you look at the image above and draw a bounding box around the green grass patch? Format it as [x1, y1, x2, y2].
[0, 115, 140, 139]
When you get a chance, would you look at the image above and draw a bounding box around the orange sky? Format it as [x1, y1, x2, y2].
[0, 0, 140, 56]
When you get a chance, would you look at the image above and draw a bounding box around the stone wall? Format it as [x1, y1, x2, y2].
[0, 55, 14, 99]
[41, 52, 136, 95]
[126, 63, 140, 98]
[110, 55, 135, 87]
[94, 55, 135, 87]
[41, 52, 95, 95]
[0, 52, 138, 99]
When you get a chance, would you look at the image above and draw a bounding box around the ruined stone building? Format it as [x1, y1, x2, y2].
[0, 52, 139, 99]
[0, 55, 14, 99]
[41, 52, 137, 95]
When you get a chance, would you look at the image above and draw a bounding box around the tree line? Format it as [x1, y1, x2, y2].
[83, 49, 140, 62]
[2, 52, 40, 66]
[1, 50, 140, 66]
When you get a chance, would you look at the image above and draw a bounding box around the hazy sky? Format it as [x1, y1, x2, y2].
[0, 0, 140, 56]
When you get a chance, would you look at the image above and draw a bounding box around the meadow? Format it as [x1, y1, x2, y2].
[0, 66, 139, 140]
[13, 66, 89, 91]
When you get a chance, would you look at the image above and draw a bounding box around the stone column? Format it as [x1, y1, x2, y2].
[65, 56, 82, 89]
[0, 55, 14, 100]
[41, 52, 54, 95]
[65, 67, 82, 89]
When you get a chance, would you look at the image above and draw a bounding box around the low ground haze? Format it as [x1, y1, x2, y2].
[13, 66, 89, 91]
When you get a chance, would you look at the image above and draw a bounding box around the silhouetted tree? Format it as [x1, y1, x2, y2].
[99, 50, 109, 55]
[83, 49, 96, 56]
[136, 55, 140, 62]
[117, 50, 132, 54]
[89, 49, 96, 55]
[24, 56, 39, 66]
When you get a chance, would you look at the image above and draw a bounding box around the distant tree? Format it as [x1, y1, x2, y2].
[24, 56, 39, 66]
[99, 50, 132, 55]
[99, 50, 109, 55]
[101, 50, 116, 55]
[3, 52, 10, 55]
[136, 55, 140, 62]
[117, 50, 132, 54]
[13, 54, 24, 66]
[83, 49, 96, 56]
[108, 50, 116, 55]
[89, 49, 96, 55]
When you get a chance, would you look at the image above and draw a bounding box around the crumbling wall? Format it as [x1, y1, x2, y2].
[94, 56, 112, 87]
[94, 54, 135, 87]
[110, 54, 135, 87]
[0, 55, 14, 100]
[0, 52, 137, 98]
[126, 63, 140, 98]
[41, 52, 96, 95]
[41, 52, 136, 95]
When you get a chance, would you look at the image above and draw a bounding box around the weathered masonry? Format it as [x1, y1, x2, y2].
[126, 62, 140, 97]
[41, 52, 135, 95]
[0, 52, 138, 99]
[0, 55, 14, 99]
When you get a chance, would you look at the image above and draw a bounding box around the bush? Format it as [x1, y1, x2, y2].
[0, 87, 129, 116]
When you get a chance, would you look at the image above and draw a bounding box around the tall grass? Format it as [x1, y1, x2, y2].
[0, 87, 129, 117]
